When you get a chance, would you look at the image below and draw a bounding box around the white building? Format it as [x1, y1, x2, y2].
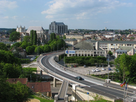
[49, 21, 68, 34]
[16, 26, 26, 33]
[26, 26, 47, 44]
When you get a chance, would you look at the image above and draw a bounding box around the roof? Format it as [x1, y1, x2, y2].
[90, 40, 136, 44]
[52, 21, 65, 25]
[74, 40, 94, 50]
[119, 46, 134, 52]
[27, 26, 44, 32]
[64, 39, 77, 41]
[27, 82, 51, 92]
[7, 78, 27, 84]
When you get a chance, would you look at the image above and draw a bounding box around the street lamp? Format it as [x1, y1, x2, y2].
[108, 54, 110, 79]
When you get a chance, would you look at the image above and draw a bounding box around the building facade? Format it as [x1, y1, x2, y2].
[49, 21, 68, 34]
[26, 26, 47, 44]
[16, 26, 26, 33]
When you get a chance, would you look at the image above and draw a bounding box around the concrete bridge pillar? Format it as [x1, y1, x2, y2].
[53, 77, 56, 87]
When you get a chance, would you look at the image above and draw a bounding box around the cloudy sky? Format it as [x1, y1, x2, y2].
[0, 0, 136, 29]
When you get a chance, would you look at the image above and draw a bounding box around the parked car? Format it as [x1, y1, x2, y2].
[75, 76, 84, 80]
[95, 68, 100, 72]
[92, 69, 96, 72]
[101, 68, 105, 71]
[108, 68, 112, 71]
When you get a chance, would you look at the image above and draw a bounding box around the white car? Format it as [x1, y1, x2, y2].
[95, 68, 100, 72]
[101, 68, 105, 71]
[92, 69, 96, 72]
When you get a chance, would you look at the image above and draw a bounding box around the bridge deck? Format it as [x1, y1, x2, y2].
[58, 80, 69, 100]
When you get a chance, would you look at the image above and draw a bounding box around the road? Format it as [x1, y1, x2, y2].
[38, 52, 136, 101]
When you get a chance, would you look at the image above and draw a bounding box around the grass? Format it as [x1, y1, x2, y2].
[29, 94, 54, 102]
[22, 68, 37, 72]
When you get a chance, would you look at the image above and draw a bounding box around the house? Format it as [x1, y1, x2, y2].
[11, 47, 26, 58]
[27, 82, 51, 96]
[7, 78, 52, 97]
[7, 78, 27, 85]
[64, 39, 77, 46]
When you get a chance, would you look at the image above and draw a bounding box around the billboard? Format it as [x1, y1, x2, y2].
[65, 50, 75, 54]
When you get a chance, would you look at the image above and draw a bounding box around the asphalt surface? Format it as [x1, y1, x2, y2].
[38, 52, 136, 101]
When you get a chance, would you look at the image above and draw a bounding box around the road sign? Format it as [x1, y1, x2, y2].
[65, 50, 75, 54]
[87, 92, 89, 94]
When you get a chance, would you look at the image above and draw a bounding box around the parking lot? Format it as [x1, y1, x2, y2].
[70, 66, 115, 75]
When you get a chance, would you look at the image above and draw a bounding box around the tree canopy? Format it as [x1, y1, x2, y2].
[0, 42, 8, 51]
[9, 31, 20, 41]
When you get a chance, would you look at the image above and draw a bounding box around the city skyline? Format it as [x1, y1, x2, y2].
[0, 0, 136, 30]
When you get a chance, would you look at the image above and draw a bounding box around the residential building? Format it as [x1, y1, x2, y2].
[49, 21, 68, 34]
[64, 39, 77, 46]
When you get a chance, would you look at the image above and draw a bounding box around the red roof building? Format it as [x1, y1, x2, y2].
[27, 82, 51, 93]
[7, 78, 27, 84]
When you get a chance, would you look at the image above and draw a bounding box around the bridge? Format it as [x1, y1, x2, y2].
[37, 51, 136, 102]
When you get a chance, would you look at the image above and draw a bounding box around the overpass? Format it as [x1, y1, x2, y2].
[37, 51, 136, 102]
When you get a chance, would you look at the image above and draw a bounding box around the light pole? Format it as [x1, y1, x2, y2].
[108, 54, 110, 79]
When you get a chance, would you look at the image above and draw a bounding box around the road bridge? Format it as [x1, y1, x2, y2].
[37, 51, 136, 102]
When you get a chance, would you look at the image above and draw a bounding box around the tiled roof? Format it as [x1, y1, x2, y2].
[7, 78, 27, 84]
[27, 82, 51, 92]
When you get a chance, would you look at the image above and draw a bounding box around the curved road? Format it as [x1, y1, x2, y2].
[38, 52, 135, 101]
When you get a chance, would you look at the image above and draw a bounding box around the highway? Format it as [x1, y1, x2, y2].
[38, 52, 136, 101]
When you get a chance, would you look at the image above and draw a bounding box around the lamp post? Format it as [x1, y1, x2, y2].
[108, 54, 110, 79]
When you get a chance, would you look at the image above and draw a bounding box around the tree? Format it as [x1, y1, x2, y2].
[56, 35, 60, 39]
[34, 46, 42, 54]
[63, 35, 66, 39]
[23, 36, 30, 42]
[9, 31, 20, 41]
[0, 42, 8, 51]
[10, 42, 22, 49]
[26, 46, 34, 54]
[43, 44, 50, 52]
[30, 30, 37, 45]
[30, 30, 33, 44]
[50, 33, 56, 41]
[20, 41, 28, 49]
[0, 62, 22, 78]
[114, 54, 131, 81]
[108, 51, 113, 56]
[33, 30, 37, 45]
[0, 79, 30, 102]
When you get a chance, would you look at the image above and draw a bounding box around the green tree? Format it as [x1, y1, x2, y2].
[26, 46, 34, 54]
[63, 35, 66, 39]
[50, 33, 56, 41]
[108, 51, 113, 56]
[9, 31, 20, 41]
[34, 46, 42, 54]
[56, 35, 60, 39]
[0, 42, 8, 51]
[43, 44, 50, 52]
[114, 54, 130, 81]
[10, 42, 22, 49]
[0, 79, 30, 102]
[23, 35, 30, 42]
[20, 41, 28, 49]
[33, 30, 37, 45]
[30, 30, 33, 44]
[0, 63, 22, 78]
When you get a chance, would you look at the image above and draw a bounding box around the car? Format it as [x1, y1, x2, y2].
[101, 68, 105, 71]
[108, 68, 112, 71]
[92, 69, 96, 72]
[75, 76, 84, 80]
[95, 68, 100, 72]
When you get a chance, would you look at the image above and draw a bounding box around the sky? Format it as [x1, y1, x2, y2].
[0, 0, 136, 30]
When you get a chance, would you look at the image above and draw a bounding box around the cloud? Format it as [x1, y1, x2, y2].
[0, 0, 18, 10]
[3, 16, 9, 19]
[12, 16, 17, 20]
[41, 0, 132, 20]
